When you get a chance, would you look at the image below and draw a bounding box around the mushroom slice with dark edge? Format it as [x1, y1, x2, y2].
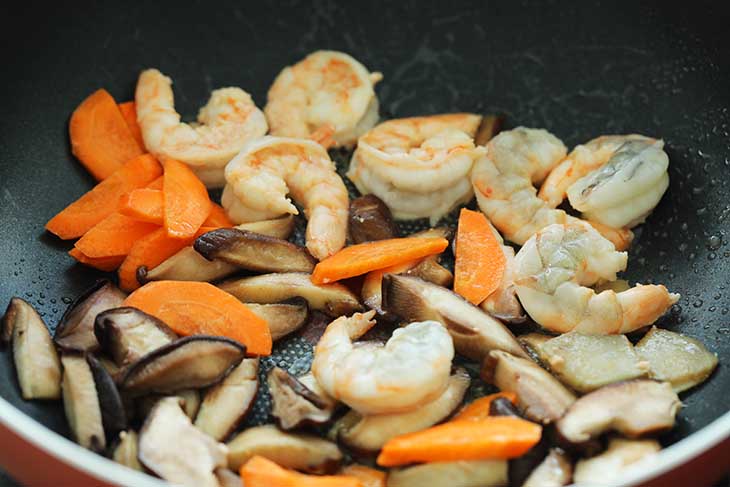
[60, 354, 106, 451]
[522, 448, 573, 487]
[2, 298, 61, 399]
[382, 274, 527, 361]
[112, 430, 143, 471]
[235, 215, 296, 240]
[573, 438, 660, 485]
[135, 389, 201, 422]
[214, 468, 241, 487]
[138, 397, 227, 487]
[348, 194, 399, 243]
[474, 114, 503, 146]
[219, 272, 362, 317]
[404, 257, 453, 288]
[556, 379, 681, 444]
[86, 354, 127, 438]
[94, 307, 177, 368]
[195, 358, 259, 441]
[246, 298, 309, 341]
[337, 368, 470, 451]
[387, 460, 507, 487]
[119, 335, 245, 397]
[521, 332, 649, 393]
[268, 367, 337, 430]
[194, 228, 316, 273]
[54, 280, 126, 352]
[635, 326, 718, 393]
[482, 350, 576, 424]
[226, 424, 342, 473]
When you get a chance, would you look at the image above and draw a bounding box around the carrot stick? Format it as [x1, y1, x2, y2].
[454, 208, 506, 305]
[45, 154, 161, 239]
[163, 158, 212, 239]
[240, 456, 363, 487]
[203, 203, 233, 227]
[74, 213, 159, 258]
[339, 465, 386, 487]
[123, 281, 272, 355]
[117, 101, 145, 148]
[311, 237, 448, 284]
[146, 176, 164, 190]
[377, 416, 542, 467]
[452, 392, 518, 422]
[118, 189, 164, 224]
[68, 248, 124, 272]
[69, 89, 144, 180]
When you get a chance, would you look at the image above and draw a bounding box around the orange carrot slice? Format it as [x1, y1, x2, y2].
[69, 89, 144, 180]
[117, 101, 145, 148]
[74, 213, 159, 258]
[203, 203, 233, 228]
[339, 465, 386, 487]
[45, 154, 161, 240]
[311, 237, 449, 284]
[146, 176, 164, 190]
[123, 281, 272, 355]
[163, 158, 212, 239]
[377, 416, 542, 467]
[68, 248, 124, 272]
[452, 392, 518, 422]
[240, 456, 363, 487]
[118, 189, 164, 224]
[454, 208, 506, 305]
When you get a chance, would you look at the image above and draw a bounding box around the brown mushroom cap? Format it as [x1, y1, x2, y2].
[348, 194, 399, 244]
[268, 367, 337, 430]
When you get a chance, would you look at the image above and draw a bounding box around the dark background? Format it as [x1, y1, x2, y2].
[1, 0, 729, 485]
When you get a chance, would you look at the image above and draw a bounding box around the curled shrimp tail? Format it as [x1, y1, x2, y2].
[617, 285, 680, 333]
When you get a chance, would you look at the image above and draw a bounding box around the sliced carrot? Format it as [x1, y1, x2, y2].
[146, 176, 164, 190]
[68, 248, 124, 272]
[117, 101, 145, 148]
[454, 208, 506, 305]
[240, 456, 363, 487]
[74, 213, 159, 258]
[361, 258, 422, 304]
[123, 281, 272, 355]
[45, 154, 161, 240]
[69, 89, 144, 180]
[203, 203, 233, 228]
[162, 158, 212, 239]
[311, 237, 449, 284]
[377, 416, 542, 467]
[452, 392, 518, 422]
[118, 189, 164, 224]
[339, 465, 386, 487]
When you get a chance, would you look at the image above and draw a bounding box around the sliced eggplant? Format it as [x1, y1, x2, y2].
[246, 298, 309, 341]
[522, 448, 573, 487]
[3, 298, 61, 399]
[54, 280, 126, 352]
[482, 350, 576, 424]
[138, 247, 239, 283]
[94, 307, 177, 367]
[474, 114, 503, 146]
[556, 379, 681, 444]
[635, 326, 718, 393]
[226, 424, 342, 473]
[268, 367, 337, 430]
[573, 438, 660, 485]
[112, 430, 143, 471]
[349, 194, 399, 243]
[404, 257, 453, 288]
[195, 358, 259, 441]
[87, 354, 127, 438]
[387, 460, 508, 487]
[214, 468, 241, 487]
[382, 274, 527, 361]
[61, 354, 106, 451]
[338, 368, 470, 451]
[119, 336, 245, 396]
[524, 333, 649, 393]
[195, 228, 316, 273]
[219, 272, 362, 317]
[138, 397, 227, 487]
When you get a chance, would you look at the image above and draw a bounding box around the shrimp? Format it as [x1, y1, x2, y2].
[265, 50, 382, 148]
[471, 127, 634, 250]
[222, 136, 349, 260]
[311, 311, 454, 415]
[135, 69, 268, 188]
[348, 114, 486, 224]
[513, 222, 679, 334]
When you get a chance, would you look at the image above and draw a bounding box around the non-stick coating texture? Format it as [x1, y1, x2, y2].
[1, 0, 729, 458]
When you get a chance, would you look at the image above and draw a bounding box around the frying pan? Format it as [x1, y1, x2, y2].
[1, 1, 729, 485]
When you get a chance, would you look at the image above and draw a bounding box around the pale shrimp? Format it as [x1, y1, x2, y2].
[471, 127, 634, 250]
[223, 136, 349, 260]
[135, 69, 268, 188]
[311, 311, 454, 415]
[513, 222, 679, 334]
[348, 113, 486, 224]
[265, 50, 382, 148]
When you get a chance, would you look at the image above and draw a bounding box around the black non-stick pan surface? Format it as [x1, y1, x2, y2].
[1, 1, 729, 484]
